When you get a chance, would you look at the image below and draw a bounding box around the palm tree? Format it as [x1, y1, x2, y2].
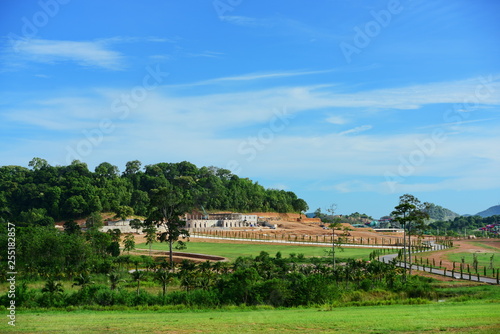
[178, 260, 198, 291]
[72, 273, 94, 289]
[130, 270, 146, 295]
[42, 278, 64, 305]
[42, 278, 64, 295]
[108, 273, 124, 291]
[198, 260, 213, 273]
[154, 270, 174, 296]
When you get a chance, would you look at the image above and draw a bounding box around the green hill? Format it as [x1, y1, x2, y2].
[475, 204, 500, 217]
[0, 158, 308, 225]
[425, 203, 460, 221]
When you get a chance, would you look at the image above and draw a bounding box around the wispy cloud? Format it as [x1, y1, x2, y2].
[13, 39, 124, 70]
[5, 72, 500, 196]
[170, 69, 336, 88]
[97, 36, 176, 44]
[418, 117, 498, 130]
[187, 51, 225, 58]
[220, 16, 273, 27]
[167, 73, 500, 112]
[325, 115, 348, 125]
[211, 69, 335, 82]
[339, 125, 372, 136]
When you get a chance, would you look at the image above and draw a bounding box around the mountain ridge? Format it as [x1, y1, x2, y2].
[475, 204, 500, 217]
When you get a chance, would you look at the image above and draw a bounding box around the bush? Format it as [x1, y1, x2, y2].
[186, 289, 220, 307]
[403, 277, 435, 299]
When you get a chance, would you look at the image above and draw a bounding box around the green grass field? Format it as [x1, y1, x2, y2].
[445, 252, 499, 269]
[444, 241, 499, 269]
[137, 240, 380, 261]
[3, 302, 499, 333]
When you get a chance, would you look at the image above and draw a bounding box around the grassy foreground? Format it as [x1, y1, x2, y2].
[3, 302, 499, 333]
[138, 240, 379, 261]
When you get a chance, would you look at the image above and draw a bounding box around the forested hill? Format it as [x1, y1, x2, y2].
[0, 158, 308, 225]
[425, 203, 460, 221]
[475, 205, 500, 217]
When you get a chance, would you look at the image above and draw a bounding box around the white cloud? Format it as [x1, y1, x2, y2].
[170, 69, 335, 88]
[339, 125, 372, 135]
[325, 115, 348, 125]
[13, 39, 124, 70]
[167, 73, 500, 115]
[5, 73, 500, 196]
[187, 51, 225, 58]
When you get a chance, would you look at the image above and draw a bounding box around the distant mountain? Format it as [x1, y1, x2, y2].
[475, 205, 500, 217]
[425, 203, 460, 221]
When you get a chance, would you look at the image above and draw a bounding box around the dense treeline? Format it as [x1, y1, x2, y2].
[1, 224, 119, 278]
[0, 241, 434, 308]
[0, 158, 308, 224]
[428, 215, 500, 235]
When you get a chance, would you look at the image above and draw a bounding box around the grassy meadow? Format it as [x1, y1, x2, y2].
[446, 252, 499, 268]
[3, 301, 499, 333]
[137, 240, 381, 261]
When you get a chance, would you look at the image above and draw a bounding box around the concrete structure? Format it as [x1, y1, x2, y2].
[186, 220, 219, 229]
[100, 213, 260, 231]
[100, 219, 145, 233]
[185, 213, 258, 229]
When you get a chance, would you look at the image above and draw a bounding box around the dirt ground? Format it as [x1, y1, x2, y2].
[131, 220, 406, 247]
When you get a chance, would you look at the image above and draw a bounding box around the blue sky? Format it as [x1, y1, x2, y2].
[1, 0, 499, 218]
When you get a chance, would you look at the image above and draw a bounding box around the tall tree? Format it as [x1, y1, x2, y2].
[114, 205, 134, 222]
[28, 157, 50, 170]
[124, 160, 142, 176]
[143, 225, 157, 257]
[391, 194, 430, 277]
[129, 218, 143, 233]
[63, 220, 81, 235]
[123, 234, 136, 254]
[147, 184, 193, 267]
[86, 212, 103, 230]
[325, 204, 343, 270]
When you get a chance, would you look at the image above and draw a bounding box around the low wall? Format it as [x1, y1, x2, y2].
[186, 220, 219, 229]
[100, 225, 143, 233]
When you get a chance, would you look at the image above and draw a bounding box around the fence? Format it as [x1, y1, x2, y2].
[188, 229, 452, 250]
